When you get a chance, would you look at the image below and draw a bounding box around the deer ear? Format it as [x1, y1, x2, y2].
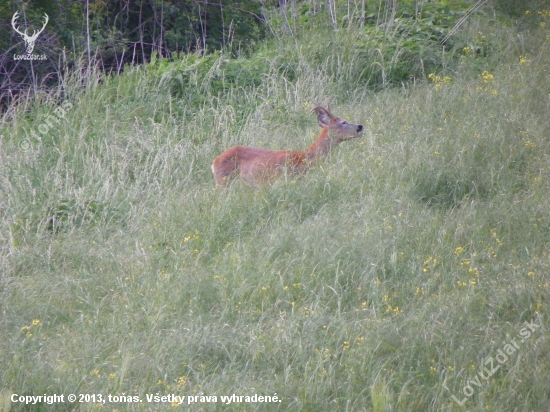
[312, 107, 332, 127]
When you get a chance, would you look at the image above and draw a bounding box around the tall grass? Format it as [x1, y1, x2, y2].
[1, 8, 549, 412]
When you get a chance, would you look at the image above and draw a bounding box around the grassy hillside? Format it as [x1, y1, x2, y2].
[1, 3, 549, 411]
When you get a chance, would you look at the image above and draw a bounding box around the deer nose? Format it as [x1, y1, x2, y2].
[357, 125, 363, 132]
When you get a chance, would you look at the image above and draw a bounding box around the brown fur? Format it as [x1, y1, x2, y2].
[211, 106, 363, 187]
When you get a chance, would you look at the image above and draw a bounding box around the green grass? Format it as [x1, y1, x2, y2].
[1, 7, 550, 412]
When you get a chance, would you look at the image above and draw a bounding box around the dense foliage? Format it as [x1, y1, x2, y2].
[0, 0, 497, 112]
[1, 0, 266, 110]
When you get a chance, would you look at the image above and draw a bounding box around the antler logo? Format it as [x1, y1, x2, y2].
[12, 11, 49, 55]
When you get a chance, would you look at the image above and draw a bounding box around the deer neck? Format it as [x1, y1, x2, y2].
[305, 127, 338, 163]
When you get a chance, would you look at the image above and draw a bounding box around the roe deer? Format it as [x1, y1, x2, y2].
[211, 106, 363, 187]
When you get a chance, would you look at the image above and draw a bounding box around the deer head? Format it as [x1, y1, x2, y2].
[12, 11, 49, 55]
[311, 105, 363, 142]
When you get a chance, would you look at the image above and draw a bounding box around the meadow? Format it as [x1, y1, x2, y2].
[1, 3, 550, 411]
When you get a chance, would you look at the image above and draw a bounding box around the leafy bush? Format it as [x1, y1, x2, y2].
[146, 0, 479, 103]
